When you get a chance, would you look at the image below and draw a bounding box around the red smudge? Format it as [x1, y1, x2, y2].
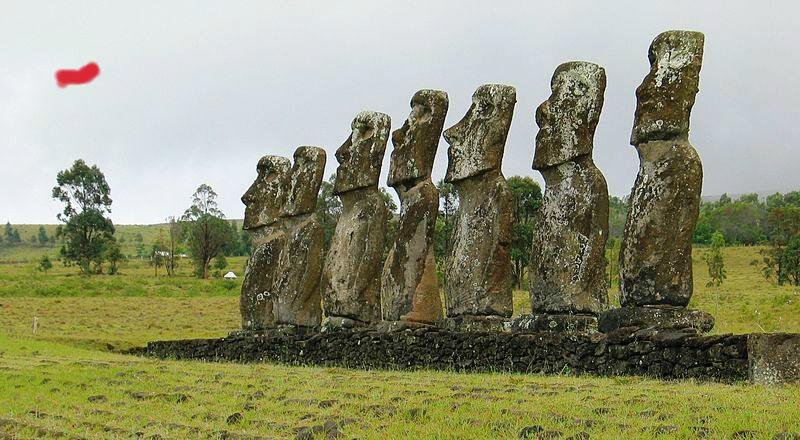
[55, 62, 100, 88]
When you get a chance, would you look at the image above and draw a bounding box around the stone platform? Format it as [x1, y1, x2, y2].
[131, 327, 800, 384]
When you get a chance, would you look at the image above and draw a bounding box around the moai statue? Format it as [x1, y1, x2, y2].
[321, 111, 390, 329]
[599, 30, 714, 334]
[379, 90, 448, 329]
[273, 146, 326, 331]
[442, 84, 515, 331]
[513, 62, 610, 334]
[239, 155, 291, 332]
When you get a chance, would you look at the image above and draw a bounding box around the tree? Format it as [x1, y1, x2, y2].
[165, 216, 183, 276]
[151, 245, 165, 276]
[51, 159, 115, 274]
[4, 222, 21, 245]
[380, 187, 399, 257]
[608, 196, 628, 240]
[213, 254, 228, 277]
[704, 232, 727, 288]
[757, 206, 800, 286]
[433, 180, 458, 281]
[315, 175, 342, 251]
[38, 255, 53, 273]
[507, 176, 543, 288]
[37, 226, 49, 247]
[105, 240, 126, 275]
[182, 184, 232, 278]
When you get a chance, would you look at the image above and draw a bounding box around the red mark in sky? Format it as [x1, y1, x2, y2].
[55, 62, 100, 88]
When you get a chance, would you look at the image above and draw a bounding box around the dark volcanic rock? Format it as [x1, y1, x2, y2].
[598, 306, 714, 334]
[321, 111, 390, 325]
[511, 313, 598, 334]
[748, 333, 800, 385]
[530, 61, 609, 315]
[381, 89, 448, 324]
[240, 155, 291, 331]
[443, 84, 516, 320]
[620, 30, 705, 309]
[139, 326, 750, 383]
[273, 147, 326, 327]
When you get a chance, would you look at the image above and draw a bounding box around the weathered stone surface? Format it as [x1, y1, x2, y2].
[748, 333, 800, 385]
[444, 84, 516, 183]
[438, 315, 509, 333]
[620, 30, 705, 308]
[443, 84, 515, 320]
[530, 62, 609, 315]
[387, 89, 449, 186]
[241, 156, 291, 231]
[333, 111, 391, 195]
[381, 90, 448, 324]
[511, 313, 598, 334]
[322, 111, 390, 325]
[240, 155, 291, 331]
[598, 306, 714, 334]
[273, 147, 326, 328]
[281, 146, 326, 217]
[240, 233, 285, 330]
[444, 172, 513, 318]
[631, 30, 704, 146]
[139, 326, 750, 382]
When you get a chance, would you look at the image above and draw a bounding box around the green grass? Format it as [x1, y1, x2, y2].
[0, 244, 799, 438]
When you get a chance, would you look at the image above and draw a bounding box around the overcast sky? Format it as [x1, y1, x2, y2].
[2, 1, 798, 224]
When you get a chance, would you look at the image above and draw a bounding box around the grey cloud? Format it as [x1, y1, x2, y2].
[2, 0, 798, 223]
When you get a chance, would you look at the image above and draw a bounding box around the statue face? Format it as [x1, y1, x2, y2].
[242, 155, 291, 230]
[281, 146, 326, 217]
[444, 84, 516, 183]
[333, 111, 390, 195]
[533, 62, 606, 170]
[388, 89, 449, 187]
[631, 30, 704, 145]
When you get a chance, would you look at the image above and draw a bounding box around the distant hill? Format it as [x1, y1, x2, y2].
[1, 221, 244, 262]
[702, 189, 800, 203]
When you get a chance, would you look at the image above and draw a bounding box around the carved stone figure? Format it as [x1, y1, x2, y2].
[601, 30, 713, 333]
[442, 84, 515, 331]
[380, 90, 448, 326]
[321, 111, 390, 327]
[273, 146, 326, 329]
[239, 155, 291, 331]
[516, 62, 609, 333]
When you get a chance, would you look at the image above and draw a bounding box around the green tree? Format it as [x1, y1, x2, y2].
[38, 255, 53, 273]
[182, 184, 232, 279]
[433, 180, 457, 282]
[37, 226, 49, 247]
[213, 254, 228, 277]
[380, 187, 399, 257]
[608, 196, 628, 240]
[507, 176, 543, 288]
[4, 222, 21, 245]
[51, 159, 115, 275]
[105, 240, 126, 275]
[315, 175, 342, 251]
[757, 206, 800, 286]
[704, 232, 727, 288]
[165, 216, 183, 276]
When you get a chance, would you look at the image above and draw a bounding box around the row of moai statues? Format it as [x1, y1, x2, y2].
[239, 29, 713, 335]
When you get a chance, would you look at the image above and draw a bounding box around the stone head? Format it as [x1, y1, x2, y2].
[281, 146, 327, 217]
[242, 155, 291, 230]
[333, 111, 391, 195]
[388, 89, 449, 188]
[533, 61, 606, 170]
[631, 30, 704, 146]
[444, 84, 516, 183]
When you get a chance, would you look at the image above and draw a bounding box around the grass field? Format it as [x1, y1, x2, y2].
[1, 243, 799, 438]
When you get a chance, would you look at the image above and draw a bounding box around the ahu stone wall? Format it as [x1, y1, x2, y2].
[138, 327, 751, 383]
